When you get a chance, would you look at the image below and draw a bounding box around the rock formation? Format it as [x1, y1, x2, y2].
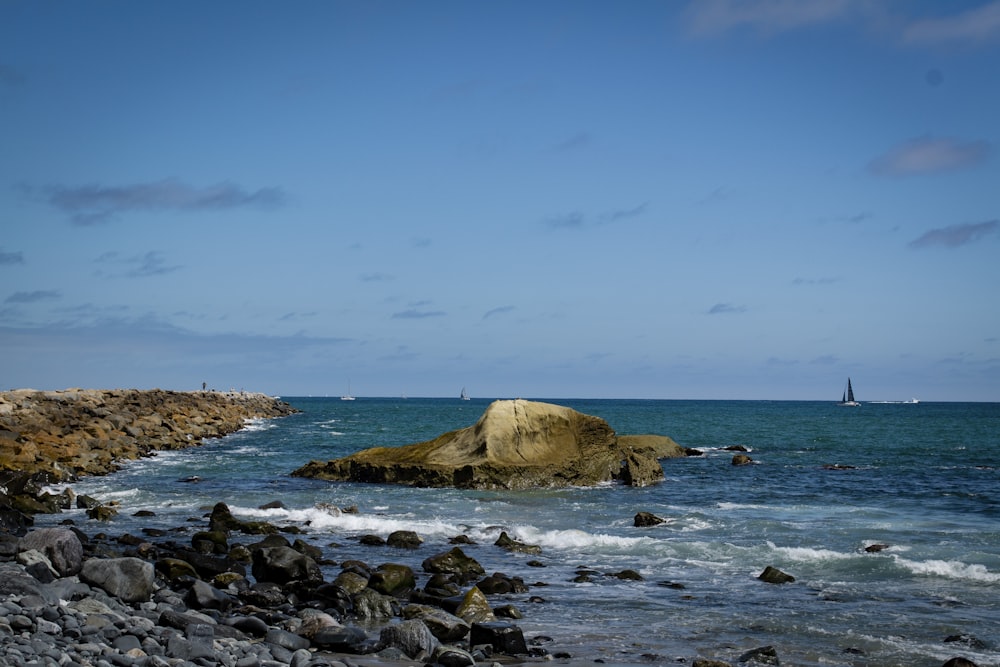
[0, 388, 297, 532]
[293, 399, 679, 489]
[0, 388, 297, 481]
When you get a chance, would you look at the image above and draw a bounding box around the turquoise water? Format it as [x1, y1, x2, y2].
[43, 398, 1000, 666]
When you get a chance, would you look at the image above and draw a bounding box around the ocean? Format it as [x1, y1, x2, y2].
[39, 398, 1000, 667]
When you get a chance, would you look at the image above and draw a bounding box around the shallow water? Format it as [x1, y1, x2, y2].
[41, 398, 1000, 666]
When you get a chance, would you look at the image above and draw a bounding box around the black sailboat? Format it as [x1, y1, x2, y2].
[838, 377, 860, 407]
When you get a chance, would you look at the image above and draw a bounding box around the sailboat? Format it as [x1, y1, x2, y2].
[838, 378, 860, 407]
[340, 380, 355, 401]
[460, 387, 470, 401]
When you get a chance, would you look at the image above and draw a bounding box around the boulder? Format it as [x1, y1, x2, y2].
[377, 618, 440, 659]
[757, 566, 795, 584]
[251, 545, 322, 585]
[19, 527, 84, 576]
[422, 547, 486, 583]
[292, 399, 668, 489]
[469, 621, 528, 656]
[634, 511, 666, 527]
[368, 563, 416, 596]
[403, 604, 471, 642]
[80, 556, 156, 602]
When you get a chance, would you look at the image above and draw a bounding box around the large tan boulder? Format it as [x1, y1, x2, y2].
[293, 399, 671, 489]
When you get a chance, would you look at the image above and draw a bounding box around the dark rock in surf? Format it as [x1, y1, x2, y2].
[634, 511, 666, 527]
[494, 531, 541, 555]
[732, 454, 753, 466]
[758, 566, 795, 584]
[387, 529, 423, 549]
[738, 645, 780, 664]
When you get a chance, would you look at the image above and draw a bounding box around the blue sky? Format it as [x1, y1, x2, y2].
[2, 1, 998, 401]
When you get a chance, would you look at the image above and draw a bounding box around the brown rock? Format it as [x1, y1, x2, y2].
[293, 399, 667, 489]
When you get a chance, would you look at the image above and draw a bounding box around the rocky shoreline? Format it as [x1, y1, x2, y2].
[1, 502, 559, 667]
[1, 388, 298, 531]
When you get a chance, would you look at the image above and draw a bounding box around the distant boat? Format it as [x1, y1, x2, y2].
[838, 378, 861, 407]
[903, 398, 920, 404]
[341, 381, 355, 401]
[460, 387, 470, 401]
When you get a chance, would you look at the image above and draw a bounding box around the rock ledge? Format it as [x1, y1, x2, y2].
[293, 399, 679, 489]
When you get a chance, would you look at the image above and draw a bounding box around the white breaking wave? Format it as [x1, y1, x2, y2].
[766, 541, 854, 562]
[893, 556, 1000, 583]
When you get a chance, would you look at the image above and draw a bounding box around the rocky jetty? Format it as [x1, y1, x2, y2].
[293, 399, 682, 489]
[0, 388, 298, 531]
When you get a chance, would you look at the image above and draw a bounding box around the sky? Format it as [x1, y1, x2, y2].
[1, 1, 998, 401]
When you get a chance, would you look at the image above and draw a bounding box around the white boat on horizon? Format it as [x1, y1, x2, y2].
[460, 387, 470, 401]
[838, 378, 861, 407]
[340, 380, 355, 401]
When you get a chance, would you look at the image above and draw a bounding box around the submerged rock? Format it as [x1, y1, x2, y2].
[293, 399, 675, 489]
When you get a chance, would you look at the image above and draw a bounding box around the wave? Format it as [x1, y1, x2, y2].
[893, 556, 1000, 583]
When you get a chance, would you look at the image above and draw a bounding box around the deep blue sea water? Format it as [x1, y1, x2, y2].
[41, 398, 1000, 667]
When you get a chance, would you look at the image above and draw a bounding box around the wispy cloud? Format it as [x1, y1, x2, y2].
[94, 251, 182, 278]
[869, 137, 991, 176]
[392, 309, 447, 319]
[909, 220, 999, 249]
[0, 248, 25, 265]
[544, 203, 648, 230]
[483, 305, 515, 320]
[708, 302, 747, 315]
[29, 179, 286, 225]
[544, 211, 586, 230]
[601, 202, 649, 224]
[686, 0, 855, 36]
[5, 289, 60, 304]
[903, 1, 1000, 45]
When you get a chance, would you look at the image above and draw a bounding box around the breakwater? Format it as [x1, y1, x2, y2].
[0, 388, 297, 529]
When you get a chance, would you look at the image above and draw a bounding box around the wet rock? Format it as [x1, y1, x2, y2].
[251, 545, 322, 585]
[377, 618, 440, 659]
[455, 586, 495, 624]
[422, 547, 486, 583]
[634, 511, 666, 527]
[403, 604, 471, 641]
[387, 529, 423, 549]
[941, 658, 980, 667]
[494, 531, 541, 555]
[476, 572, 528, 594]
[757, 566, 795, 584]
[368, 562, 416, 596]
[739, 645, 780, 665]
[470, 621, 528, 656]
[732, 454, 753, 466]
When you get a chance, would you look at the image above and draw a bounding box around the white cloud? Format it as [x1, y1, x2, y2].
[869, 137, 991, 176]
[687, 0, 855, 36]
[903, 1, 1000, 44]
